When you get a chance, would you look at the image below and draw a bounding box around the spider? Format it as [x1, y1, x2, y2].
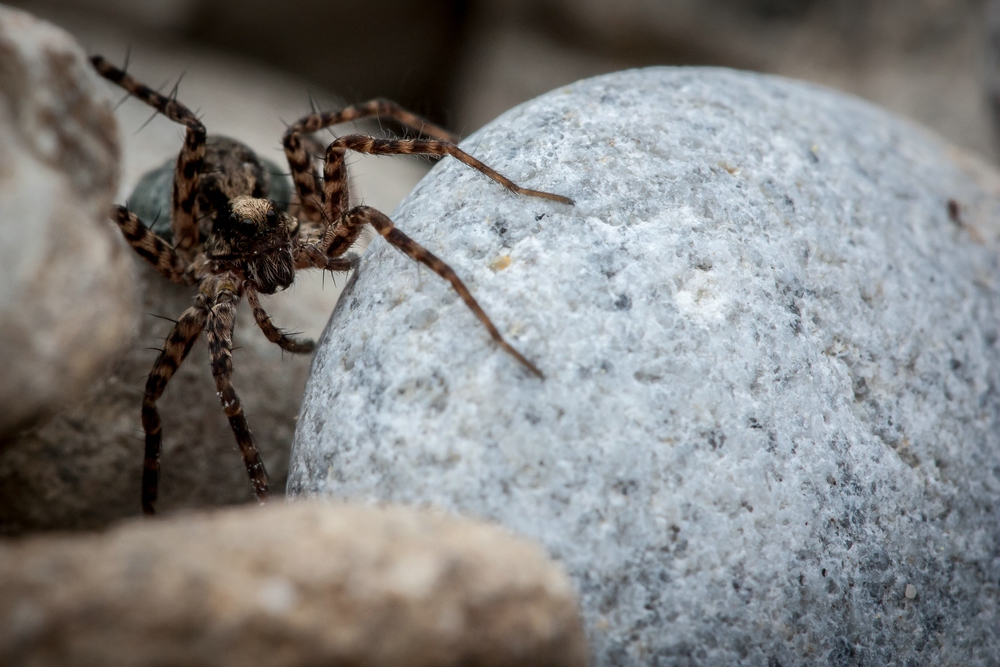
[91, 55, 573, 515]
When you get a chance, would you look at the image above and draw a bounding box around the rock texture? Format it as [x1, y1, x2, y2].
[0, 14, 430, 533]
[0, 6, 133, 437]
[289, 68, 1000, 665]
[0, 502, 587, 667]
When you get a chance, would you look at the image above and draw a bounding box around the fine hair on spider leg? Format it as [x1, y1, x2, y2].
[91, 53, 573, 514]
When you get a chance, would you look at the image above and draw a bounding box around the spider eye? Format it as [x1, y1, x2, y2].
[266, 209, 278, 225]
[240, 217, 254, 229]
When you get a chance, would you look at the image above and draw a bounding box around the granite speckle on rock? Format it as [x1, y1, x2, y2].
[0, 502, 587, 667]
[289, 68, 1000, 665]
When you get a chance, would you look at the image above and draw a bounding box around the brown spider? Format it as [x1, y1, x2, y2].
[91, 55, 572, 515]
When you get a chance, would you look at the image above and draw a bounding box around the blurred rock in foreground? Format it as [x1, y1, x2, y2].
[0, 502, 587, 667]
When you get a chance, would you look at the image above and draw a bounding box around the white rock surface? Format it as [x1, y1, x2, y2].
[0, 6, 133, 436]
[289, 68, 1000, 665]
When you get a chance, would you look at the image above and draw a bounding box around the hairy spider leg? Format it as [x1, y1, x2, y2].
[141, 303, 208, 514]
[304, 139, 545, 377]
[92, 56, 206, 255]
[244, 286, 315, 354]
[291, 241, 359, 272]
[204, 277, 269, 502]
[329, 136, 575, 206]
[113, 207, 193, 284]
[344, 205, 543, 378]
[282, 99, 459, 224]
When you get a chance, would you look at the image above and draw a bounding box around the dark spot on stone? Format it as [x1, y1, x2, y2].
[613, 479, 638, 496]
[707, 430, 726, 450]
[947, 199, 961, 224]
[614, 294, 631, 310]
[852, 376, 869, 401]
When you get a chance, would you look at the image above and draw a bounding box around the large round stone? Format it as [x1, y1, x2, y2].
[289, 68, 1000, 665]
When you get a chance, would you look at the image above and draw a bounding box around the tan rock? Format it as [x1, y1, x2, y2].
[0, 6, 134, 437]
[0, 502, 588, 667]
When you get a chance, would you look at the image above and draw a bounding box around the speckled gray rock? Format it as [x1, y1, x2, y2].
[0, 502, 588, 667]
[0, 6, 134, 437]
[289, 68, 1000, 665]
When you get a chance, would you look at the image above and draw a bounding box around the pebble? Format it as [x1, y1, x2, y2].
[0, 502, 587, 667]
[289, 67, 1000, 665]
[0, 6, 134, 437]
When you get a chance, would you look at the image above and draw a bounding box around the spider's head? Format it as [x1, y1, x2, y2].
[206, 196, 298, 293]
[207, 196, 298, 255]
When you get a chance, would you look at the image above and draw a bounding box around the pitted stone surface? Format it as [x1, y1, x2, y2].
[289, 68, 1000, 666]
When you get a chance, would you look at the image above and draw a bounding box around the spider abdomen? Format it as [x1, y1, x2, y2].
[128, 136, 292, 242]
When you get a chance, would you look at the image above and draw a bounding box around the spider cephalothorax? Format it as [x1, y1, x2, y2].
[92, 54, 572, 515]
[206, 196, 298, 294]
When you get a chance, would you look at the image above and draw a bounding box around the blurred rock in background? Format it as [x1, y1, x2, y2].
[10, 0, 996, 158]
[455, 0, 993, 155]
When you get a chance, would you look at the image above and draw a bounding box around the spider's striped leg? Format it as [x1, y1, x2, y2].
[282, 99, 458, 224]
[327, 135, 574, 205]
[141, 303, 207, 515]
[329, 204, 543, 379]
[292, 240, 358, 272]
[205, 279, 268, 502]
[91, 55, 206, 253]
[285, 139, 367, 263]
[113, 206, 193, 285]
[245, 285, 314, 354]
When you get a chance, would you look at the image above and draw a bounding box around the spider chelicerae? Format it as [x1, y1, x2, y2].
[91, 55, 572, 515]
